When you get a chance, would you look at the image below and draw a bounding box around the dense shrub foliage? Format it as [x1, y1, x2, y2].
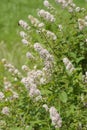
[0, 0, 87, 129]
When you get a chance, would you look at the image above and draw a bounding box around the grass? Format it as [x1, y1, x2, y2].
[0, 0, 43, 66]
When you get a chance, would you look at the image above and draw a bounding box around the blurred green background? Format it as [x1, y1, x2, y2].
[0, 0, 87, 66]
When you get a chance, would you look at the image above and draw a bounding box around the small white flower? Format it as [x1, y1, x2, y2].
[1, 107, 10, 116]
[44, 0, 50, 7]
[12, 92, 19, 99]
[38, 23, 44, 28]
[22, 65, 29, 71]
[19, 20, 29, 29]
[75, 7, 81, 12]
[85, 16, 87, 21]
[26, 52, 34, 59]
[0, 92, 5, 100]
[20, 31, 27, 38]
[22, 39, 28, 45]
[58, 24, 63, 31]
[43, 104, 49, 111]
[14, 69, 19, 74]
[1, 58, 7, 64]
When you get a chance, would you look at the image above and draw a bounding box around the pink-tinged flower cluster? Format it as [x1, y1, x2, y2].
[55, 0, 73, 8]
[22, 39, 29, 45]
[28, 15, 44, 28]
[78, 17, 87, 30]
[63, 57, 75, 73]
[21, 43, 53, 101]
[3, 77, 19, 100]
[34, 42, 53, 75]
[1, 107, 10, 116]
[26, 52, 34, 59]
[21, 70, 43, 101]
[22, 65, 29, 71]
[0, 92, 5, 101]
[55, 0, 85, 13]
[38, 9, 55, 22]
[20, 31, 27, 38]
[43, 0, 54, 10]
[18, 20, 31, 45]
[43, 0, 50, 8]
[49, 106, 62, 128]
[3, 77, 12, 90]
[42, 29, 57, 40]
[1, 59, 22, 78]
[18, 20, 30, 30]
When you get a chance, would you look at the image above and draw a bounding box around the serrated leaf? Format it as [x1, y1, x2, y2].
[59, 91, 68, 103]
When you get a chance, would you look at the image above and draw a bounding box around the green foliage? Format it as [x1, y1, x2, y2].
[0, 0, 87, 130]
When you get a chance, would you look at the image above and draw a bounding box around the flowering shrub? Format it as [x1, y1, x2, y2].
[0, 0, 87, 129]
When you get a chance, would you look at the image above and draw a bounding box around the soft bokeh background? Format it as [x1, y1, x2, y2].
[0, 0, 87, 67]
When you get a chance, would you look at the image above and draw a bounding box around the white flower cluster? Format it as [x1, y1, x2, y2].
[0, 92, 5, 101]
[34, 42, 53, 74]
[69, 5, 85, 13]
[55, 0, 85, 13]
[18, 20, 31, 45]
[21, 70, 43, 101]
[84, 72, 87, 83]
[38, 9, 55, 22]
[22, 65, 29, 71]
[42, 105, 62, 128]
[18, 20, 30, 30]
[43, 104, 49, 111]
[1, 106, 10, 116]
[1, 59, 22, 78]
[42, 29, 57, 40]
[43, 0, 54, 10]
[3, 77, 19, 100]
[78, 17, 87, 30]
[63, 57, 75, 73]
[75, 7, 81, 12]
[55, 0, 73, 8]
[20, 31, 27, 38]
[22, 39, 29, 45]
[26, 52, 34, 59]
[21, 43, 53, 101]
[19, 19, 54, 102]
[28, 15, 44, 28]
[49, 106, 62, 128]
[3, 77, 12, 90]
[58, 24, 63, 31]
[43, 0, 50, 8]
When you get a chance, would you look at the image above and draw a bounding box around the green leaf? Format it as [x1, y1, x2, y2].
[76, 57, 84, 64]
[10, 127, 22, 130]
[59, 91, 68, 103]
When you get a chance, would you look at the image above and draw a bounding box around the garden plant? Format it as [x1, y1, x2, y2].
[0, 0, 87, 130]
